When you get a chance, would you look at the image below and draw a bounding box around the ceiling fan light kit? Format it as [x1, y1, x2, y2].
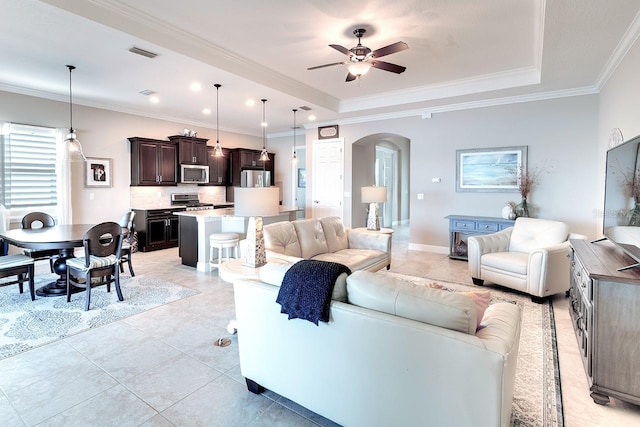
[308, 28, 408, 82]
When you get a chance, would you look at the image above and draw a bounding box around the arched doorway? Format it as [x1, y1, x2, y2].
[351, 133, 410, 229]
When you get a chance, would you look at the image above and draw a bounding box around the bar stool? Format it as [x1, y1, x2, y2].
[209, 232, 240, 271]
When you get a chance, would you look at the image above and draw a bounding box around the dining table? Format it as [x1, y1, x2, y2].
[0, 224, 94, 297]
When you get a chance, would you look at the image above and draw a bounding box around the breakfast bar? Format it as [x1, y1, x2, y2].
[175, 206, 300, 272]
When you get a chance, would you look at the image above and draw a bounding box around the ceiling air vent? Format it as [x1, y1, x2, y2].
[139, 89, 156, 96]
[299, 106, 312, 111]
[128, 46, 159, 59]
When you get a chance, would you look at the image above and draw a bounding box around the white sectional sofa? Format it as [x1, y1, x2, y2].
[263, 216, 392, 272]
[233, 270, 522, 427]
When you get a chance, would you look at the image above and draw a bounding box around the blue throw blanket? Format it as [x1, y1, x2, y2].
[276, 260, 351, 325]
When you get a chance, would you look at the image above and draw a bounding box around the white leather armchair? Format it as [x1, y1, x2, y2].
[468, 217, 585, 302]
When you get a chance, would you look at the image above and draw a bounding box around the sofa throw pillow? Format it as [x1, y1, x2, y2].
[460, 291, 491, 328]
[422, 282, 490, 330]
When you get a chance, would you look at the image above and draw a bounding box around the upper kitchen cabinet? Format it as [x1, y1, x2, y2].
[226, 148, 275, 201]
[205, 146, 230, 186]
[129, 137, 178, 186]
[168, 135, 208, 165]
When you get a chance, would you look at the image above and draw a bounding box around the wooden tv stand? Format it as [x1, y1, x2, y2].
[569, 239, 640, 405]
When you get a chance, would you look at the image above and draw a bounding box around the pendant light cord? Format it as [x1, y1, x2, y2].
[67, 65, 75, 131]
[292, 108, 297, 160]
[262, 99, 267, 150]
[215, 83, 221, 144]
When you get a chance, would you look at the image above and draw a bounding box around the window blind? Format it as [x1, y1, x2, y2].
[1, 123, 58, 208]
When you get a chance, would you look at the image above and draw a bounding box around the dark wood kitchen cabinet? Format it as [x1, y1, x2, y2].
[132, 207, 184, 252]
[205, 146, 230, 185]
[226, 148, 275, 201]
[129, 137, 177, 186]
[168, 135, 208, 165]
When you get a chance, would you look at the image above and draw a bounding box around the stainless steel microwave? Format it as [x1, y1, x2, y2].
[180, 164, 209, 184]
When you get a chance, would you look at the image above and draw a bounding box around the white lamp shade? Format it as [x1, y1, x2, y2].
[348, 62, 371, 76]
[361, 186, 387, 203]
[234, 187, 280, 217]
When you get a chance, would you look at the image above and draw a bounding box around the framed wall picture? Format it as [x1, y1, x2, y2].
[298, 168, 306, 188]
[456, 146, 527, 192]
[85, 157, 113, 187]
[318, 125, 339, 140]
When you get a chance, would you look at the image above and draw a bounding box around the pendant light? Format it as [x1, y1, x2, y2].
[64, 65, 87, 161]
[292, 108, 298, 164]
[212, 83, 223, 157]
[259, 98, 270, 162]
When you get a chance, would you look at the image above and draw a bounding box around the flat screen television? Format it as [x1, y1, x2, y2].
[603, 133, 640, 270]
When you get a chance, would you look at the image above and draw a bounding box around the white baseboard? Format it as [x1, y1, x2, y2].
[407, 243, 449, 254]
[392, 218, 410, 226]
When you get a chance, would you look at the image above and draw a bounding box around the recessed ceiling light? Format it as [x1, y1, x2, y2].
[149, 96, 160, 104]
[308, 115, 316, 121]
[190, 82, 202, 91]
[203, 108, 211, 115]
[245, 99, 255, 107]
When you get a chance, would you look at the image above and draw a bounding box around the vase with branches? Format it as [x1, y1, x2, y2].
[512, 165, 545, 218]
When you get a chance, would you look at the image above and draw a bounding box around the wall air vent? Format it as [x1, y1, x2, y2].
[139, 89, 156, 96]
[299, 106, 312, 111]
[128, 46, 159, 59]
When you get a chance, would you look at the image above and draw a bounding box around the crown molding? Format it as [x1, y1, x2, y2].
[40, 0, 340, 112]
[0, 82, 260, 137]
[339, 67, 541, 113]
[595, 8, 640, 90]
[306, 86, 598, 129]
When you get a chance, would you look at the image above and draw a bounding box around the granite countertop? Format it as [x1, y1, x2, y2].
[173, 206, 301, 218]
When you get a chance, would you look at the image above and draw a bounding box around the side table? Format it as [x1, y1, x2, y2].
[219, 258, 263, 283]
[445, 215, 514, 261]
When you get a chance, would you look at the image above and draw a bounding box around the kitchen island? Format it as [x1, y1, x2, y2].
[175, 206, 300, 272]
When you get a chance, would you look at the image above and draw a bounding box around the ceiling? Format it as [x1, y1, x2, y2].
[1, 0, 640, 137]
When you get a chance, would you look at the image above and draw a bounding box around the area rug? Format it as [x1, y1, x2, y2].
[378, 271, 564, 427]
[0, 274, 199, 360]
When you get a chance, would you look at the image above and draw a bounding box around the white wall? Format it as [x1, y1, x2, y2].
[598, 36, 640, 236]
[305, 95, 599, 250]
[4, 61, 627, 251]
[0, 90, 261, 224]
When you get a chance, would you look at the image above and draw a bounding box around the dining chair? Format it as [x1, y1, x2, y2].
[66, 221, 123, 311]
[0, 254, 35, 300]
[117, 210, 136, 277]
[21, 212, 59, 272]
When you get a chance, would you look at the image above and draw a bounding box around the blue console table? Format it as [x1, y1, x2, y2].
[445, 215, 515, 260]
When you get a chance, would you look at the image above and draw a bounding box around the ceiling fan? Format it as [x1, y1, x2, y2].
[308, 28, 408, 82]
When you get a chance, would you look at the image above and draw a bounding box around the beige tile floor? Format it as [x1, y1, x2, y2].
[1, 224, 639, 426]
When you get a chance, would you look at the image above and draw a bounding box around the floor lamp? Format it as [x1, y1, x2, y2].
[361, 186, 387, 231]
[234, 187, 280, 267]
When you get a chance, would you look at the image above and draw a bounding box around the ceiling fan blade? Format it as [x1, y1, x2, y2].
[307, 62, 345, 70]
[371, 41, 408, 59]
[371, 60, 406, 74]
[329, 44, 353, 56]
[345, 72, 358, 82]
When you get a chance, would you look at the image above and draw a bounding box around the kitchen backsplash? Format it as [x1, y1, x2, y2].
[130, 185, 227, 209]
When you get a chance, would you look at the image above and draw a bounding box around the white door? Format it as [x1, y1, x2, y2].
[312, 139, 343, 219]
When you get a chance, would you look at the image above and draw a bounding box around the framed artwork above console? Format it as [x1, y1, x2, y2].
[456, 145, 527, 192]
